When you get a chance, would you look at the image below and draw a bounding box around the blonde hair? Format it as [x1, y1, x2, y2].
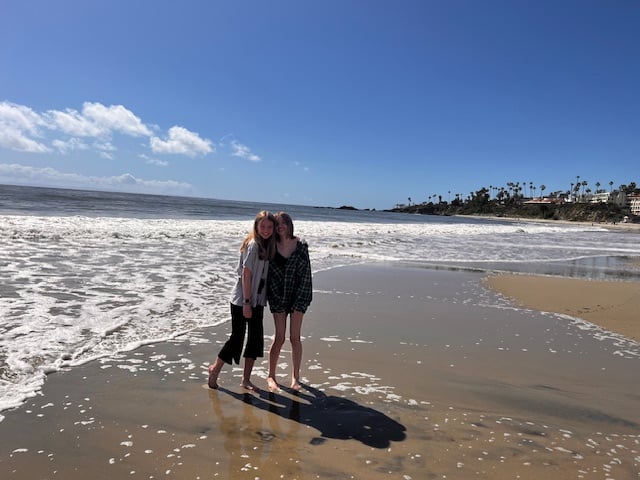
[241, 210, 276, 260]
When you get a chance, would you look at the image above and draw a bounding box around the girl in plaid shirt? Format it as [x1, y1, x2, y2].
[266, 212, 313, 391]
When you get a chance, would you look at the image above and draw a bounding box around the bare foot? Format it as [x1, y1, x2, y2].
[208, 365, 220, 389]
[291, 380, 301, 391]
[242, 381, 260, 392]
[267, 377, 279, 392]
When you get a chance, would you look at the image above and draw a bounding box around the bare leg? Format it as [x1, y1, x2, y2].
[289, 310, 304, 390]
[267, 312, 287, 391]
[208, 357, 225, 389]
[242, 357, 259, 391]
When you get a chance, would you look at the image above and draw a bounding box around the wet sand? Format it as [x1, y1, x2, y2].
[1, 265, 639, 479]
[462, 213, 640, 233]
[485, 274, 640, 342]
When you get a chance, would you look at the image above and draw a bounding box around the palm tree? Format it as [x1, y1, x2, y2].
[609, 180, 614, 192]
[540, 184, 546, 198]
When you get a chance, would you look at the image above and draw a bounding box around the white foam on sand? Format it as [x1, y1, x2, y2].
[3, 212, 640, 419]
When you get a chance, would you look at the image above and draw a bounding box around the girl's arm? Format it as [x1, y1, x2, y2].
[293, 245, 313, 313]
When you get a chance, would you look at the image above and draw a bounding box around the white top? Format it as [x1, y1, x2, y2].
[229, 240, 269, 307]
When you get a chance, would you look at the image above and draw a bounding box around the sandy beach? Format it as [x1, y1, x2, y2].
[1, 264, 639, 479]
[462, 213, 640, 233]
[485, 273, 640, 342]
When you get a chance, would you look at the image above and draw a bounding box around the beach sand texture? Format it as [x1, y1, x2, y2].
[486, 273, 640, 342]
[1, 265, 639, 479]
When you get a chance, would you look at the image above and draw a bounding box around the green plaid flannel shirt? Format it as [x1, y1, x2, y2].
[267, 240, 313, 313]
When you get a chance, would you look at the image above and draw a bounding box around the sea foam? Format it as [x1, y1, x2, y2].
[1, 212, 639, 415]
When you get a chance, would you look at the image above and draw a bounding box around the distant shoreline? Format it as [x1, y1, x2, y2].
[384, 198, 639, 226]
[457, 213, 640, 232]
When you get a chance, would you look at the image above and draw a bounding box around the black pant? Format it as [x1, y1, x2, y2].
[218, 303, 264, 365]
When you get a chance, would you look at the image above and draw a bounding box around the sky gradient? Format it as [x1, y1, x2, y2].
[1, 1, 638, 210]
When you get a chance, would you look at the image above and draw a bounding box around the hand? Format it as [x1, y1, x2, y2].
[242, 303, 252, 318]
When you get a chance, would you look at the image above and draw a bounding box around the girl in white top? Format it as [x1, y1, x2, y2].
[208, 211, 276, 391]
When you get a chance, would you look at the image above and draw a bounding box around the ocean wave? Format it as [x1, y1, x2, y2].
[1, 213, 639, 417]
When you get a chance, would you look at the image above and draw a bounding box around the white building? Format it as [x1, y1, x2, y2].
[629, 195, 640, 216]
[590, 191, 611, 203]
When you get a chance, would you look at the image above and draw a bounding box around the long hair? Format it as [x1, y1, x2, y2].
[275, 211, 294, 240]
[241, 211, 276, 260]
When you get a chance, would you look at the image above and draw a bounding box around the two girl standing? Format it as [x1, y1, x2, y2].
[208, 211, 312, 392]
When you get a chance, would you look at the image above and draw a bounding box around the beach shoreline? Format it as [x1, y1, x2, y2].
[458, 213, 640, 232]
[485, 273, 640, 342]
[1, 264, 639, 479]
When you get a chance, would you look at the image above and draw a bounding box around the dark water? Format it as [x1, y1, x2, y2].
[0, 183, 517, 226]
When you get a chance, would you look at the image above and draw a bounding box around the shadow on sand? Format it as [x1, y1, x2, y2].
[215, 383, 406, 448]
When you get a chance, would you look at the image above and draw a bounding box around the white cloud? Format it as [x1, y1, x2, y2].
[94, 141, 116, 152]
[148, 158, 169, 167]
[0, 163, 193, 195]
[52, 137, 90, 153]
[0, 163, 91, 185]
[0, 100, 214, 160]
[150, 126, 214, 156]
[82, 102, 152, 137]
[45, 102, 152, 138]
[93, 141, 117, 159]
[0, 129, 50, 153]
[231, 140, 261, 162]
[46, 108, 107, 137]
[140, 153, 169, 167]
[0, 102, 50, 152]
[0, 102, 45, 133]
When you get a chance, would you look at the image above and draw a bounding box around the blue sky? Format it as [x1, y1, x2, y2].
[1, 1, 638, 210]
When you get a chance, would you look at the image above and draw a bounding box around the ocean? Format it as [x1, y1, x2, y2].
[1, 184, 639, 417]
